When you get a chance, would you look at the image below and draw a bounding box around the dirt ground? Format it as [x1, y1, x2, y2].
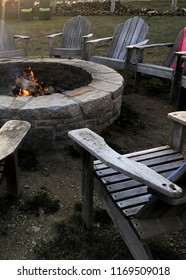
[1, 76, 186, 260]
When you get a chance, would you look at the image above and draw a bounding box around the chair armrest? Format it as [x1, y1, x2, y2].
[131, 42, 173, 50]
[86, 36, 113, 44]
[0, 120, 31, 161]
[47, 32, 63, 39]
[175, 51, 186, 56]
[126, 42, 174, 68]
[168, 111, 186, 126]
[47, 32, 63, 53]
[14, 35, 30, 54]
[14, 35, 30, 40]
[85, 36, 113, 59]
[168, 111, 186, 153]
[82, 33, 93, 39]
[126, 39, 149, 49]
[68, 128, 183, 201]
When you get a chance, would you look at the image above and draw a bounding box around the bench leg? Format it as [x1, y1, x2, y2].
[5, 150, 20, 197]
[82, 150, 94, 229]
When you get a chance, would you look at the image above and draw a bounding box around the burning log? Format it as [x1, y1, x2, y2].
[15, 77, 40, 94]
[12, 67, 57, 97]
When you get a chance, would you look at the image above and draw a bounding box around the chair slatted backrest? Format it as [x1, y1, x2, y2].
[107, 16, 149, 61]
[61, 15, 91, 49]
[0, 20, 16, 52]
[163, 29, 183, 67]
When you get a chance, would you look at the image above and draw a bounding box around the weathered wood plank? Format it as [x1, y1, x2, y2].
[131, 214, 186, 240]
[136, 63, 173, 79]
[117, 194, 150, 209]
[105, 167, 184, 194]
[95, 151, 183, 178]
[111, 186, 148, 201]
[123, 205, 145, 217]
[94, 145, 171, 166]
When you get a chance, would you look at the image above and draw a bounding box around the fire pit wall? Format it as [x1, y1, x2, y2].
[0, 58, 124, 151]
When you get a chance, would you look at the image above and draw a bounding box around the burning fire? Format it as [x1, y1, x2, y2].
[15, 67, 49, 96]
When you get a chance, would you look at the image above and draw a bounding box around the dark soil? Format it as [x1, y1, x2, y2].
[1, 75, 186, 260]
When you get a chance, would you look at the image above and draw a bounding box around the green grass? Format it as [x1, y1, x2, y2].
[5, 14, 185, 65]
[1, 1, 185, 59]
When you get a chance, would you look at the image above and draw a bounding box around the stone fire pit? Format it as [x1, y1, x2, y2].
[0, 57, 124, 151]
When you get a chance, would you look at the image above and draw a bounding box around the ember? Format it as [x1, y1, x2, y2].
[12, 67, 54, 97]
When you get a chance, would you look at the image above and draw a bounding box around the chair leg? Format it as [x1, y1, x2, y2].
[133, 72, 141, 93]
[176, 87, 186, 110]
[5, 150, 20, 196]
[169, 54, 183, 104]
[81, 150, 94, 229]
[169, 79, 179, 104]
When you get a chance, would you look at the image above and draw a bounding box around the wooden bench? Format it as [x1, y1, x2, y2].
[68, 111, 186, 259]
[0, 120, 31, 196]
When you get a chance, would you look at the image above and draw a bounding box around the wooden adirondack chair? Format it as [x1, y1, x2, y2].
[39, 0, 51, 20]
[68, 111, 186, 259]
[85, 16, 149, 74]
[0, 20, 30, 58]
[129, 28, 185, 103]
[20, 0, 34, 21]
[0, 120, 31, 196]
[47, 15, 93, 59]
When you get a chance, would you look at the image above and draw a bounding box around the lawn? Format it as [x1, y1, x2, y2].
[1, 0, 185, 60]
[4, 7, 186, 65]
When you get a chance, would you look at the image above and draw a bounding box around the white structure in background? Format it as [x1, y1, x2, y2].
[110, 0, 115, 13]
[171, 0, 177, 11]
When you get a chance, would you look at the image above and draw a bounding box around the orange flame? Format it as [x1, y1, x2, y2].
[16, 67, 48, 96]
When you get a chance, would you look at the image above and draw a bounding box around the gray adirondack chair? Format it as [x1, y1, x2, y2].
[0, 120, 31, 196]
[20, 0, 34, 21]
[0, 20, 30, 58]
[85, 16, 149, 74]
[68, 111, 186, 259]
[47, 15, 93, 59]
[129, 29, 184, 103]
[39, 0, 51, 20]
